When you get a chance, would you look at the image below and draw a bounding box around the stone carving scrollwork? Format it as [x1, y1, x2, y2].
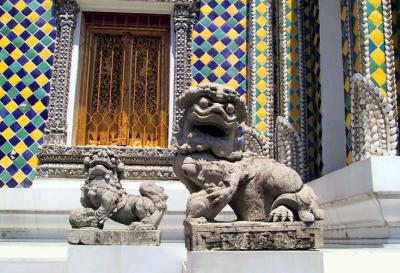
[172, 0, 199, 143]
[44, 0, 79, 145]
[37, 145, 176, 180]
[350, 73, 398, 161]
[243, 126, 270, 157]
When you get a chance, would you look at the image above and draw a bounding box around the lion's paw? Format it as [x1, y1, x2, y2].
[186, 217, 208, 225]
[268, 205, 294, 222]
[128, 222, 156, 231]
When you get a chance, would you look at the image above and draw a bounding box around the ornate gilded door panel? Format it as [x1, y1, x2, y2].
[77, 26, 169, 148]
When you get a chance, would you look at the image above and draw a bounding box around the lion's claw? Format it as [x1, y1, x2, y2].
[128, 223, 156, 231]
[186, 217, 208, 224]
[268, 205, 294, 222]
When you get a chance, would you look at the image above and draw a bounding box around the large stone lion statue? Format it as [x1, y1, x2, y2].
[173, 84, 323, 224]
[69, 150, 168, 230]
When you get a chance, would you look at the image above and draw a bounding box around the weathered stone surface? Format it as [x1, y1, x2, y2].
[173, 84, 324, 229]
[184, 221, 322, 251]
[68, 229, 160, 245]
[69, 150, 168, 236]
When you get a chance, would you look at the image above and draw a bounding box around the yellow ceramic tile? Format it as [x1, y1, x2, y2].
[370, 28, 384, 46]
[31, 129, 43, 142]
[0, 61, 7, 73]
[23, 61, 36, 73]
[27, 156, 39, 168]
[10, 48, 23, 60]
[0, 156, 13, 169]
[32, 101, 46, 113]
[368, 0, 381, 9]
[214, 66, 225, 77]
[20, 87, 33, 99]
[14, 141, 28, 155]
[17, 115, 30, 127]
[14, 1, 27, 11]
[14, 170, 26, 183]
[370, 48, 385, 66]
[257, 93, 267, 105]
[0, 36, 10, 47]
[42, 0, 53, 9]
[200, 53, 212, 65]
[26, 36, 39, 47]
[1, 128, 14, 140]
[256, 108, 267, 119]
[371, 67, 387, 86]
[35, 74, 49, 86]
[9, 74, 21, 86]
[27, 11, 40, 23]
[256, 121, 267, 132]
[13, 24, 25, 35]
[368, 10, 383, 25]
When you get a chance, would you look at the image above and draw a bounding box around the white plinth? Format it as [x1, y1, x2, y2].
[184, 251, 323, 273]
[67, 243, 186, 273]
[309, 156, 400, 246]
[0, 179, 235, 241]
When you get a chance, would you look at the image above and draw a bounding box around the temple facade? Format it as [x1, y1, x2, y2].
[0, 0, 399, 272]
[0, 0, 399, 189]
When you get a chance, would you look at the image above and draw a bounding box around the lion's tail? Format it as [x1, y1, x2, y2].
[139, 182, 168, 211]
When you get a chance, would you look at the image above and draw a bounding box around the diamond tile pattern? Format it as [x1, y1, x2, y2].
[285, 0, 301, 133]
[255, 0, 269, 135]
[0, 0, 56, 188]
[367, 0, 387, 95]
[304, 0, 322, 179]
[341, 0, 362, 164]
[192, 0, 248, 96]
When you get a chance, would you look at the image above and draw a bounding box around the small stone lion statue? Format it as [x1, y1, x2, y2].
[69, 150, 168, 230]
[173, 83, 324, 224]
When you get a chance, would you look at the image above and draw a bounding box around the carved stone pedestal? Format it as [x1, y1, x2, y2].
[184, 221, 322, 251]
[68, 229, 161, 245]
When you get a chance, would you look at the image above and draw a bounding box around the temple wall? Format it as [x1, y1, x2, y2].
[0, 0, 397, 188]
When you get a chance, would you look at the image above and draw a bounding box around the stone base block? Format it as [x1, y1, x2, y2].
[68, 229, 160, 245]
[184, 221, 322, 251]
[67, 243, 186, 273]
[184, 250, 323, 273]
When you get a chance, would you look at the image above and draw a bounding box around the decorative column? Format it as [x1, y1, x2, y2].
[249, 0, 275, 157]
[172, 0, 198, 130]
[341, 0, 399, 162]
[43, 0, 79, 145]
[274, 0, 307, 181]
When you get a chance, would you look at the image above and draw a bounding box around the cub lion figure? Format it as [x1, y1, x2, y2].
[69, 150, 168, 230]
[173, 84, 323, 224]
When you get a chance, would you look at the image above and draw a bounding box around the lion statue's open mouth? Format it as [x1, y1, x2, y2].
[175, 83, 246, 160]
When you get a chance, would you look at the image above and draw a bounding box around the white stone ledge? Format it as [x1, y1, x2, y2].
[0, 179, 234, 240]
[309, 156, 400, 246]
[1, 241, 399, 273]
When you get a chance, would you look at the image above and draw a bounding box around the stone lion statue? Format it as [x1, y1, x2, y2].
[69, 150, 168, 230]
[173, 84, 323, 224]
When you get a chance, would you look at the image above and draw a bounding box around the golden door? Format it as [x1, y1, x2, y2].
[76, 23, 169, 148]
